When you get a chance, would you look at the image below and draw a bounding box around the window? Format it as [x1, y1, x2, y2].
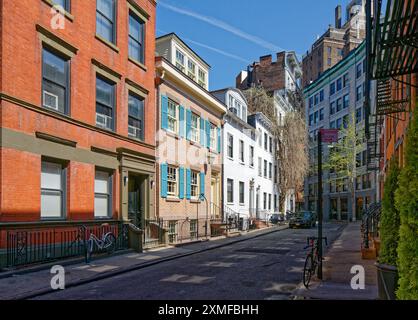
[187, 60, 196, 80]
[274, 195, 278, 210]
[268, 194, 272, 210]
[198, 68, 206, 88]
[52, 0, 71, 12]
[168, 221, 177, 243]
[319, 108, 324, 121]
[336, 98, 342, 112]
[330, 120, 336, 129]
[190, 113, 199, 143]
[235, 101, 242, 118]
[42, 48, 69, 115]
[363, 59, 366, 74]
[314, 111, 319, 123]
[356, 108, 362, 123]
[356, 85, 362, 101]
[228, 95, 234, 109]
[343, 94, 349, 109]
[258, 129, 262, 147]
[167, 99, 178, 133]
[309, 97, 314, 108]
[329, 82, 335, 96]
[327, 58, 332, 66]
[227, 179, 234, 203]
[41, 161, 65, 218]
[190, 220, 197, 240]
[320, 90, 324, 102]
[327, 46, 332, 55]
[129, 12, 145, 64]
[264, 133, 268, 150]
[94, 170, 112, 218]
[309, 114, 313, 126]
[258, 157, 262, 176]
[343, 115, 349, 129]
[191, 170, 199, 199]
[96, 76, 115, 130]
[264, 160, 267, 178]
[330, 101, 336, 115]
[210, 123, 216, 150]
[336, 118, 342, 129]
[249, 146, 254, 167]
[227, 134, 233, 158]
[330, 82, 336, 95]
[274, 165, 277, 183]
[338, 48, 343, 56]
[336, 78, 342, 91]
[263, 193, 267, 210]
[314, 94, 319, 105]
[175, 50, 185, 72]
[128, 93, 144, 140]
[239, 182, 245, 204]
[269, 137, 273, 153]
[343, 73, 349, 87]
[356, 63, 362, 78]
[239, 140, 244, 162]
[167, 166, 177, 197]
[96, 0, 116, 44]
[269, 162, 272, 179]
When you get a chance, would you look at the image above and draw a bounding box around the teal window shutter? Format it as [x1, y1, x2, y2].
[179, 167, 185, 199]
[161, 96, 168, 130]
[217, 127, 221, 153]
[179, 106, 185, 138]
[160, 163, 168, 198]
[186, 168, 191, 200]
[186, 109, 192, 140]
[200, 117, 205, 145]
[205, 120, 211, 149]
[200, 172, 205, 199]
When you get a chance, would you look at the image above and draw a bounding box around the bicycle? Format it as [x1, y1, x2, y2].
[302, 236, 328, 288]
[81, 224, 117, 263]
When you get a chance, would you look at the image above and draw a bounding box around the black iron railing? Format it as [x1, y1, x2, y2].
[0, 221, 129, 269]
[361, 202, 382, 249]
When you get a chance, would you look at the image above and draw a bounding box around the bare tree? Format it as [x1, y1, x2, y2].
[243, 86, 308, 212]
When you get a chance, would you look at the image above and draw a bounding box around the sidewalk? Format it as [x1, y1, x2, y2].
[291, 222, 378, 300]
[0, 224, 287, 300]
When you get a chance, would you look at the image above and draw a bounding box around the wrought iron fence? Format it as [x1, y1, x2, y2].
[0, 221, 129, 269]
[361, 202, 382, 249]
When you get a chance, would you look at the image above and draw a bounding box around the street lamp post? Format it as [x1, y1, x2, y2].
[317, 130, 323, 280]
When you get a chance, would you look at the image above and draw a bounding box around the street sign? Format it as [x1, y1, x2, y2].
[319, 129, 339, 143]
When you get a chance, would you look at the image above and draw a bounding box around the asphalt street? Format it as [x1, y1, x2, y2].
[34, 223, 346, 300]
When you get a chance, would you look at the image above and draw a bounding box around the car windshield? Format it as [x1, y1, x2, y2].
[295, 212, 311, 219]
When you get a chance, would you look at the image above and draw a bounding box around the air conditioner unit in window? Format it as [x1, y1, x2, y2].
[43, 90, 59, 110]
[128, 125, 140, 138]
[96, 113, 112, 129]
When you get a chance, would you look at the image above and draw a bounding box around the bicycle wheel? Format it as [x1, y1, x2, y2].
[303, 254, 314, 288]
[103, 233, 116, 255]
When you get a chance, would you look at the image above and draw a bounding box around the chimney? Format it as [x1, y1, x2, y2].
[259, 54, 272, 66]
[335, 5, 342, 29]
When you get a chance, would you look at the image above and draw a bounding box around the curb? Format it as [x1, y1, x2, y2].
[7, 225, 288, 300]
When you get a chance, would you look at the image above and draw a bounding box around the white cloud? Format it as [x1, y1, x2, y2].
[158, 1, 286, 53]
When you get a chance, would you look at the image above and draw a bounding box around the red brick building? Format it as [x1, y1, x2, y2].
[0, 0, 157, 265]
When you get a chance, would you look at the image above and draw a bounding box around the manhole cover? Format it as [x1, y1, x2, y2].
[236, 248, 290, 255]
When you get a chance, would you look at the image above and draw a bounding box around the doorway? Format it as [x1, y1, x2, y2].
[211, 175, 220, 218]
[128, 174, 146, 228]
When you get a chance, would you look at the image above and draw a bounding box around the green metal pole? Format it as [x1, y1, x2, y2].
[317, 130, 323, 280]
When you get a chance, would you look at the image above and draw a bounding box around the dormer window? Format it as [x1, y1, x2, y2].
[187, 60, 196, 81]
[175, 50, 185, 72]
[198, 68, 207, 88]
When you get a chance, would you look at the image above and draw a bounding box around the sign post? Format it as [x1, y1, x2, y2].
[317, 129, 338, 280]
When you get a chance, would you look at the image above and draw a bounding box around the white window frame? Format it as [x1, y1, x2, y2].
[210, 123, 216, 151]
[190, 113, 200, 143]
[187, 59, 196, 80]
[167, 165, 178, 197]
[167, 99, 178, 134]
[239, 140, 244, 163]
[227, 133, 234, 159]
[41, 160, 66, 219]
[175, 49, 185, 72]
[94, 170, 112, 218]
[191, 170, 199, 199]
[198, 68, 206, 88]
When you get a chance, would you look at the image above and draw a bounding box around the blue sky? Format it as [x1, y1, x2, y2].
[156, 0, 345, 90]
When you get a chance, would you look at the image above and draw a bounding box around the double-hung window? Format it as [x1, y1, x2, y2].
[343, 73, 349, 87]
[269, 163, 272, 179]
[264, 133, 268, 150]
[239, 140, 244, 163]
[336, 78, 342, 91]
[336, 98, 342, 112]
[96, 0, 116, 44]
[96, 76, 115, 131]
[330, 82, 336, 95]
[167, 166, 177, 197]
[187, 60, 196, 80]
[210, 123, 216, 150]
[94, 170, 112, 218]
[356, 85, 362, 101]
[42, 48, 69, 115]
[52, 0, 71, 12]
[249, 146, 254, 167]
[175, 50, 185, 72]
[128, 93, 144, 140]
[167, 99, 178, 133]
[258, 157, 262, 176]
[41, 161, 66, 219]
[128, 11, 145, 64]
[319, 108, 324, 121]
[190, 113, 199, 143]
[239, 182, 245, 204]
[343, 94, 349, 109]
[198, 69, 206, 88]
[227, 179, 234, 203]
[263, 193, 267, 210]
[190, 170, 199, 199]
[330, 101, 336, 115]
[356, 63, 362, 78]
[227, 134, 233, 158]
[264, 160, 267, 178]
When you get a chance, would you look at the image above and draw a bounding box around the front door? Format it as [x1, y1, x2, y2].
[128, 174, 144, 228]
[210, 176, 220, 218]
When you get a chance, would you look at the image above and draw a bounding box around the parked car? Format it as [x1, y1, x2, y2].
[289, 211, 316, 228]
[269, 213, 284, 224]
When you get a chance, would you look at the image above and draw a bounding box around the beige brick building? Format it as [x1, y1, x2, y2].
[155, 34, 226, 243]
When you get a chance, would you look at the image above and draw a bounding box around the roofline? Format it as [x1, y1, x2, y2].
[210, 87, 248, 105]
[156, 32, 211, 69]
